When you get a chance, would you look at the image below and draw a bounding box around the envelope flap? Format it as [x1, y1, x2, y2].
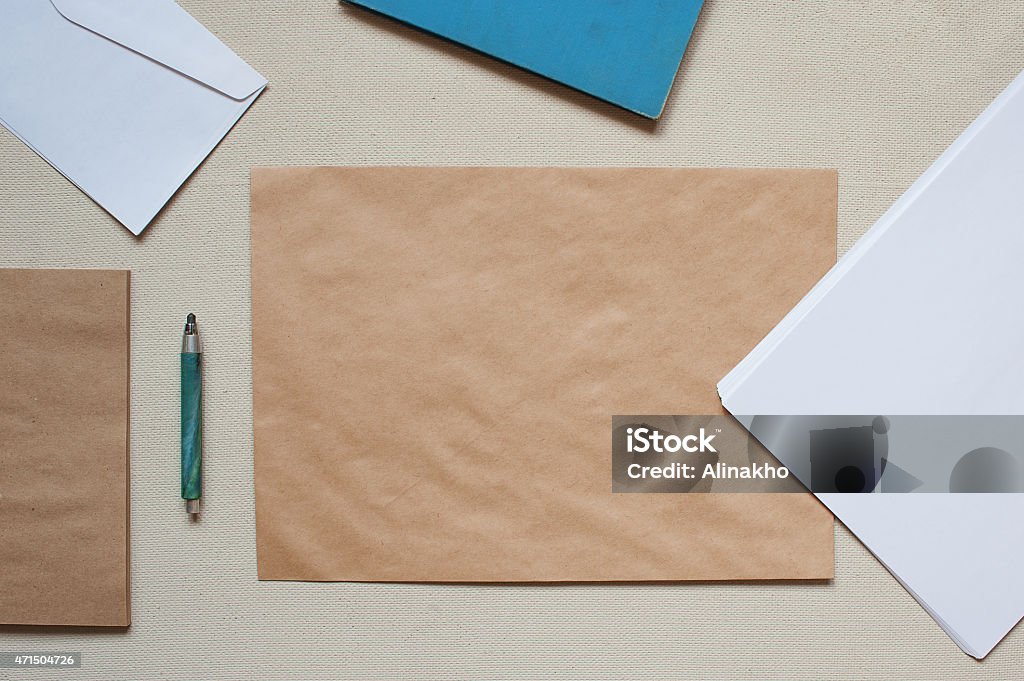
[49, 0, 266, 100]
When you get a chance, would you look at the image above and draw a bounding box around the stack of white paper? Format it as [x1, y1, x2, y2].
[719, 70, 1024, 658]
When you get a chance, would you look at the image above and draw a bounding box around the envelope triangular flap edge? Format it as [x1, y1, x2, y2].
[48, 0, 266, 100]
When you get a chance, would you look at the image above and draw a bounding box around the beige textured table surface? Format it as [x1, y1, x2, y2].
[2, 1, 1023, 678]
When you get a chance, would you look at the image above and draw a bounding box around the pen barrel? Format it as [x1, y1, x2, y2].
[180, 352, 202, 500]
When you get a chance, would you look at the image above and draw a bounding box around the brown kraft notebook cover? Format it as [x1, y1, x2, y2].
[0, 268, 131, 625]
[251, 167, 835, 582]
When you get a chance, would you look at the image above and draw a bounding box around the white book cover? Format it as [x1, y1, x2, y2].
[719, 70, 1024, 659]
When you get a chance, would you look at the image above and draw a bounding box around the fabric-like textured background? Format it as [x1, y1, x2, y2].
[1, 0, 1022, 678]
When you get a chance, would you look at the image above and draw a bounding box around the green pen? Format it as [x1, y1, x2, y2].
[181, 313, 203, 516]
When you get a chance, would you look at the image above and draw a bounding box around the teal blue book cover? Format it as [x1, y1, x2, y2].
[346, 0, 706, 119]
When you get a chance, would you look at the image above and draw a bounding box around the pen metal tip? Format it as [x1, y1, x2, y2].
[186, 313, 196, 324]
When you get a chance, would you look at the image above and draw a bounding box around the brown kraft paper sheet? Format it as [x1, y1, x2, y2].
[251, 167, 835, 582]
[0, 268, 131, 625]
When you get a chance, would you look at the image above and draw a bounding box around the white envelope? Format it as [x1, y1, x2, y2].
[0, 0, 267, 235]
